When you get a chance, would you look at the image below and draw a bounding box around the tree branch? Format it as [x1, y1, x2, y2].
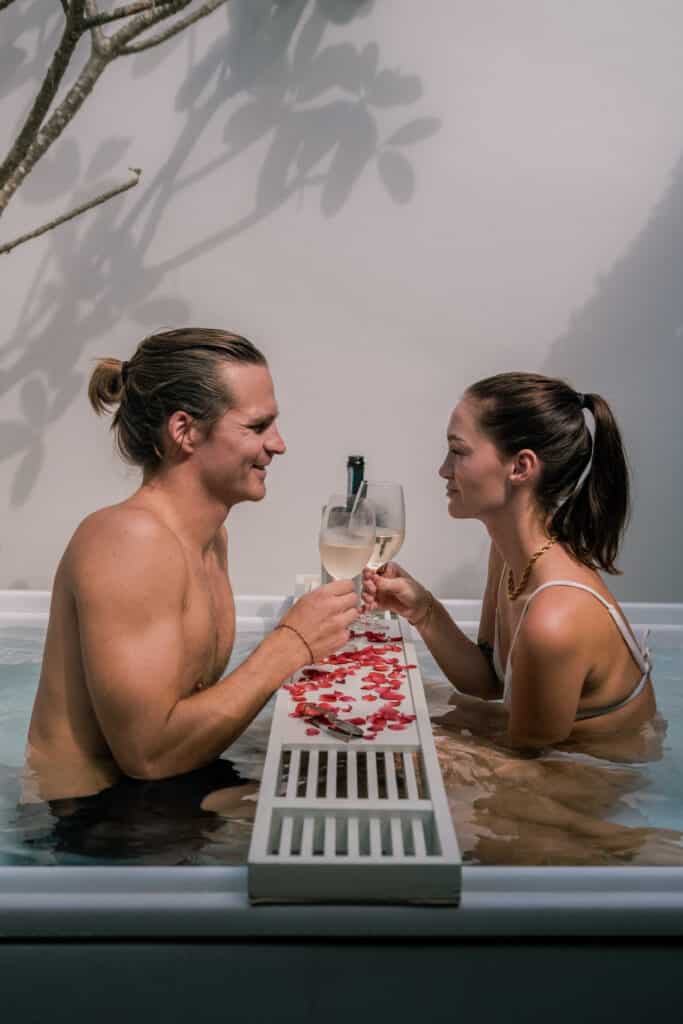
[0, 0, 87, 189]
[0, 167, 142, 255]
[83, 0, 109, 55]
[82, 1, 179, 28]
[108, 0, 194, 52]
[0, 0, 229, 229]
[118, 0, 228, 55]
[0, 51, 108, 217]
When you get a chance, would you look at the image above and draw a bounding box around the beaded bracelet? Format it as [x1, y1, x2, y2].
[275, 623, 315, 665]
[410, 591, 434, 629]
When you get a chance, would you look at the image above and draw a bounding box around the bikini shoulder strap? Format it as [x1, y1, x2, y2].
[508, 580, 649, 673]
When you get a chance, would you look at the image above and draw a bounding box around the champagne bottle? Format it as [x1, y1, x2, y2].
[346, 454, 365, 508]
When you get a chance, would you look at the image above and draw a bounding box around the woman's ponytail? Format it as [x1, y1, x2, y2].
[551, 393, 630, 574]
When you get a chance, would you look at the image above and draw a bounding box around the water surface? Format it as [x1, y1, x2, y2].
[2, 620, 682, 867]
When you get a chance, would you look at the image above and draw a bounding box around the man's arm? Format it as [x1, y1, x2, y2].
[70, 513, 356, 780]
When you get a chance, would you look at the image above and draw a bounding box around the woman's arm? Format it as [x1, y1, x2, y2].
[414, 541, 503, 699]
[363, 546, 503, 700]
[472, 541, 505, 682]
[414, 597, 503, 699]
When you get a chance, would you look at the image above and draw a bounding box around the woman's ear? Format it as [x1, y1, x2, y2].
[509, 448, 541, 486]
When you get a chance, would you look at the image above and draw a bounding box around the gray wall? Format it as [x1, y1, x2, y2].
[1, 0, 681, 601]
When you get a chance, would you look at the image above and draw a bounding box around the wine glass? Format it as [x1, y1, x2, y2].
[362, 482, 405, 571]
[358, 481, 405, 630]
[319, 493, 376, 581]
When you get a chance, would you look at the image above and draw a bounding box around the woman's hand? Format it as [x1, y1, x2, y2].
[361, 562, 432, 625]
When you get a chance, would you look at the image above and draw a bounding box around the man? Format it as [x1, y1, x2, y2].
[25, 328, 359, 802]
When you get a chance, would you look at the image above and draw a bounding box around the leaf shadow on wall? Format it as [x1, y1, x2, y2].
[0, 0, 441, 507]
[0, 2, 61, 106]
[542, 154, 683, 601]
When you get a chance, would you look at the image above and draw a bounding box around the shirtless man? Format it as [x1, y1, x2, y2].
[25, 328, 359, 802]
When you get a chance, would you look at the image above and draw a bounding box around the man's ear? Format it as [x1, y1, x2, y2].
[509, 448, 541, 486]
[166, 411, 201, 456]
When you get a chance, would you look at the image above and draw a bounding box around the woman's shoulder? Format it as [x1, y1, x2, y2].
[533, 549, 617, 604]
[522, 564, 616, 643]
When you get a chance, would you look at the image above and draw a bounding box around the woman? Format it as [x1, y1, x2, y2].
[363, 372, 656, 751]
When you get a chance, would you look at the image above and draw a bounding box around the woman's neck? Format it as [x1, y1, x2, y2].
[483, 504, 551, 580]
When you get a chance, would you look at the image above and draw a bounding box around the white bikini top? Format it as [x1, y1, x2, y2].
[493, 580, 651, 721]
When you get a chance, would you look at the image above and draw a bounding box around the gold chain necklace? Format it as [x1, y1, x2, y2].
[507, 538, 556, 601]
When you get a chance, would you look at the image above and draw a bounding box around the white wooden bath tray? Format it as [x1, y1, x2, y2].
[247, 577, 461, 904]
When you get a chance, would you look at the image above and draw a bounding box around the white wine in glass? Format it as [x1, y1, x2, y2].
[367, 527, 405, 570]
[319, 494, 376, 581]
[358, 481, 405, 629]
[361, 482, 406, 570]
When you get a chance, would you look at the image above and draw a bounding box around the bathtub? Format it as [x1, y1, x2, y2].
[1, 590, 682, 1022]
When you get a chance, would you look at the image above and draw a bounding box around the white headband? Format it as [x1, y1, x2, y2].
[556, 407, 595, 509]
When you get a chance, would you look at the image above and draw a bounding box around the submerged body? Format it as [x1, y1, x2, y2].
[430, 713, 680, 867]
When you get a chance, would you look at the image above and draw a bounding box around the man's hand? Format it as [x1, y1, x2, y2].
[280, 580, 360, 662]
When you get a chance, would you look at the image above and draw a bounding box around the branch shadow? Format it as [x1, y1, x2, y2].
[1, 0, 441, 506]
[0, 2, 62, 106]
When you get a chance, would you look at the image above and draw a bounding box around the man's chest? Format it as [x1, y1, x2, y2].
[182, 559, 236, 690]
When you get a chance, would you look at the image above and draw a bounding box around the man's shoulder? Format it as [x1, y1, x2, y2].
[73, 504, 176, 544]
[66, 505, 186, 592]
